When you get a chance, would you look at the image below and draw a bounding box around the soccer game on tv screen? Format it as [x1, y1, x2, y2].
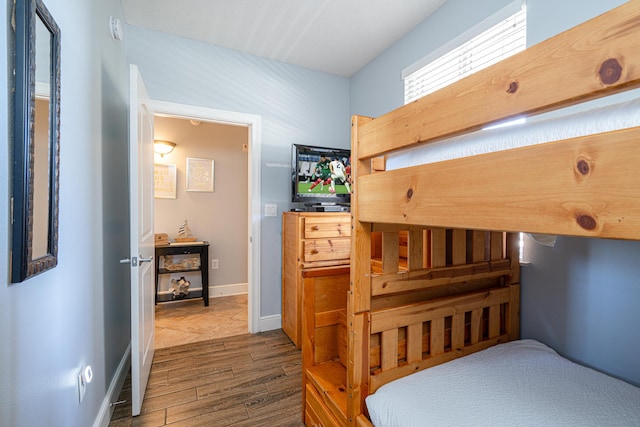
[296, 148, 351, 197]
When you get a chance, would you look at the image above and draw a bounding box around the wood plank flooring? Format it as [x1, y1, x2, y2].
[109, 329, 304, 426]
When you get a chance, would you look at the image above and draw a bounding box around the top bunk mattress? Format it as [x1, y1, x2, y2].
[365, 339, 640, 427]
[386, 96, 640, 170]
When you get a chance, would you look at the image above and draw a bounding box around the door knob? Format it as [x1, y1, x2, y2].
[139, 255, 153, 263]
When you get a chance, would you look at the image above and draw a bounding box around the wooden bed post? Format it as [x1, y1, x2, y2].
[348, 115, 373, 426]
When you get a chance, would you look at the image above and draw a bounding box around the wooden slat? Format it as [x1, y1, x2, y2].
[470, 309, 482, 345]
[407, 229, 424, 271]
[452, 229, 466, 265]
[490, 232, 504, 261]
[406, 323, 423, 363]
[380, 329, 398, 371]
[357, 1, 640, 160]
[358, 128, 640, 240]
[431, 228, 446, 267]
[370, 286, 511, 333]
[472, 231, 486, 263]
[508, 284, 521, 340]
[430, 318, 445, 357]
[371, 259, 511, 296]
[451, 313, 465, 350]
[382, 231, 399, 273]
[489, 305, 500, 338]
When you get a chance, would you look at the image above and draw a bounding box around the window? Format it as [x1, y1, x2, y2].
[403, 1, 526, 104]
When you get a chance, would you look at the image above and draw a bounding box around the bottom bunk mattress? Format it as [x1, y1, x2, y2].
[365, 339, 640, 427]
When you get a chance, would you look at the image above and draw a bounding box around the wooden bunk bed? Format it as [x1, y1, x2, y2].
[302, 2, 640, 426]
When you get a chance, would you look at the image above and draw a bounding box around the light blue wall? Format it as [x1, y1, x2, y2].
[0, 0, 130, 425]
[125, 26, 351, 318]
[350, 0, 640, 387]
[522, 0, 639, 387]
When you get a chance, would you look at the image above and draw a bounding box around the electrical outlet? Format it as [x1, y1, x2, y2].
[211, 259, 219, 269]
[78, 371, 87, 403]
[77, 365, 93, 404]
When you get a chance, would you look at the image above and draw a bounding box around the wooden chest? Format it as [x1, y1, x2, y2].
[281, 211, 351, 347]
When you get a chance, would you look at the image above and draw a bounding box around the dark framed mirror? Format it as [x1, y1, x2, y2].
[11, 0, 61, 283]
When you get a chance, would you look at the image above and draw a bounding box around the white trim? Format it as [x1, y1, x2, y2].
[149, 100, 261, 334]
[208, 283, 248, 298]
[402, 0, 526, 79]
[259, 314, 282, 332]
[92, 344, 131, 427]
[35, 81, 50, 99]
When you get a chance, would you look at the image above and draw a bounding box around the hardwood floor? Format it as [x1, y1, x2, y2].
[109, 329, 303, 427]
[109, 294, 304, 427]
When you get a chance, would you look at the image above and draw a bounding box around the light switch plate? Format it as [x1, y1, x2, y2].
[265, 204, 277, 217]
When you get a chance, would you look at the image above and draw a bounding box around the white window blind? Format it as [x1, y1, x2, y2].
[404, 2, 527, 104]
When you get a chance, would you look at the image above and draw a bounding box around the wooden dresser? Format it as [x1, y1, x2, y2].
[281, 211, 351, 347]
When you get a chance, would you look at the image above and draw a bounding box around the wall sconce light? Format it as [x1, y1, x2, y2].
[154, 140, 176, 157]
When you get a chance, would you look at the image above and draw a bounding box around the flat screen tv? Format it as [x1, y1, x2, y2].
[291, 144, 351, 206]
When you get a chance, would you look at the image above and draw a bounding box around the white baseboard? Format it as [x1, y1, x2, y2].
[259, 314, 282, 332]
[157, 283, 247, 298]
[93, 343, 131, 427]
[208, 283, 248, 298]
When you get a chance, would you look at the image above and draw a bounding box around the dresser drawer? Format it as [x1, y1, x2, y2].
[305, 384, 341, 427]
[304, 216, 351, 239]
[302, 238, 351, 263]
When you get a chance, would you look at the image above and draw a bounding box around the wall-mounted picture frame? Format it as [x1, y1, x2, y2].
[154, 163, 177, 199]
[186, 157, 215, 192]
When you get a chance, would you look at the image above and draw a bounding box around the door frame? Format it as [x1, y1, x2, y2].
[150, 100, 261, 333]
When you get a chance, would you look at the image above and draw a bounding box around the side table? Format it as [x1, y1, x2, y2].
[155, 241, 210, 306]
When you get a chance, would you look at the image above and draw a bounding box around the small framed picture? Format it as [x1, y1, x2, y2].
[186, 157, 214, 192]
[154, 163, 177, 199]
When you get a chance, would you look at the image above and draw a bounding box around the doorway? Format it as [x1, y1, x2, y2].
[150, 100, 262, 336]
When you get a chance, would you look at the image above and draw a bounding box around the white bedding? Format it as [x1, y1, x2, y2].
[366, 339, 640, 427]
[386, 97, 640, 170]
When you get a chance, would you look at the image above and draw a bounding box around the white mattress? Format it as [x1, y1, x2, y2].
[366, 339, 640, 427]
[386, 97, 640, 170]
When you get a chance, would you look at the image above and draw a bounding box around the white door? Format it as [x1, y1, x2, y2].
[128, 64, 155, 416]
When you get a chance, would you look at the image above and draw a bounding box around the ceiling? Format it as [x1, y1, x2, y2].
[120, 0, 448, 77]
